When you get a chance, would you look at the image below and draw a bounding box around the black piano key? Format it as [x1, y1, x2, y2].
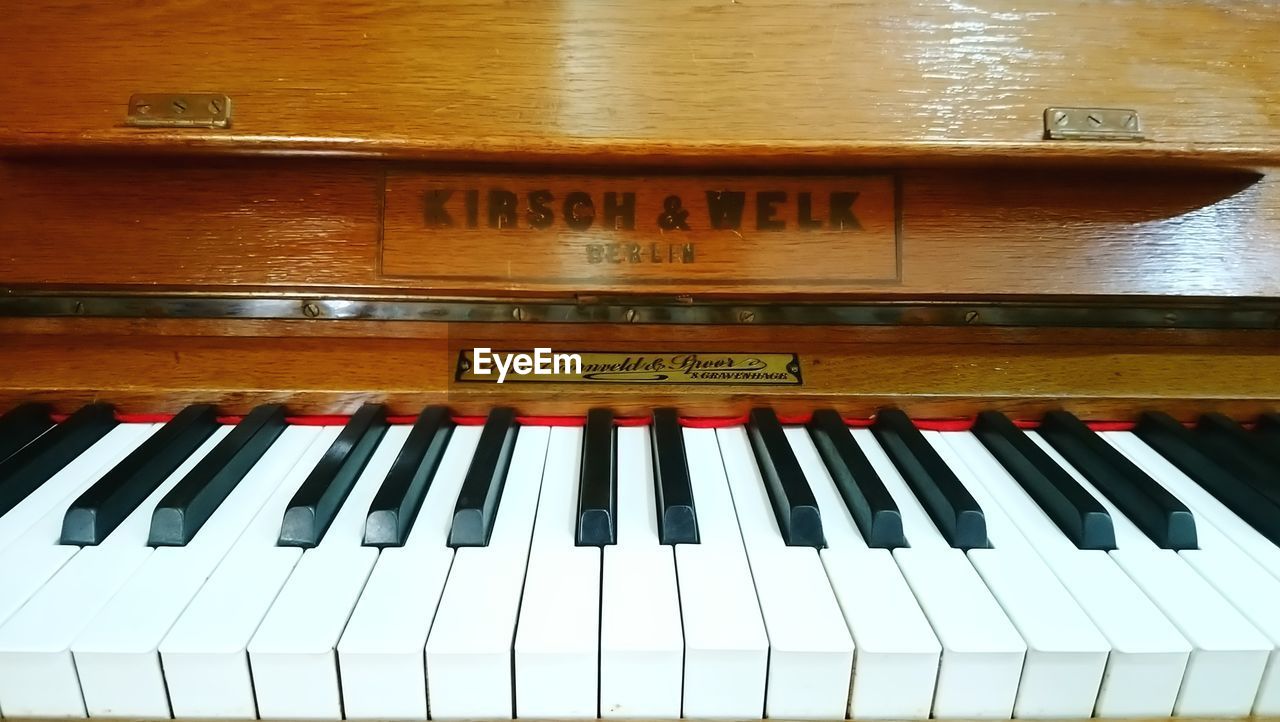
[0, 403, 54, 464]
[1178, 415, 1280, 508]
[747, 407, 824, 548]
[364, 406, 455, 547]
[577, 408, 618, 546]
[871, 409, 987, 550]
[1258, 413, 1280, 438]
[651, 408, 699, 545]
[148, 404, 288, 547]
[807, 409, 906, 549]
[278, 404, 388, 547]
[972, 411, 1116, 551]
[61, 405, 221, 546]
[0, 403, 118, 519]
[1136, 411, 1280, 546]
[449, 408, 518, 547]
[1197, 413, 1280, 478]
[1038, 410, 1197, 550]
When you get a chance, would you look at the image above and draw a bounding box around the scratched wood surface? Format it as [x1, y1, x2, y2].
[0, 0, 1278, 167]
[0, 159, 1274, 297]
[1, 319, 1277, 420]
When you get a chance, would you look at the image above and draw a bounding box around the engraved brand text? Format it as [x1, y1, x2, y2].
[423, 190, 864, 232]
[469, 347, 582, 383]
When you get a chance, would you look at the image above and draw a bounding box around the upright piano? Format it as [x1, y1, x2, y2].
[2, 1, 1280, 720]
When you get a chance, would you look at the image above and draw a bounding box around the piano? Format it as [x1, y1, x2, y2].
[2, 0, 1280, 720]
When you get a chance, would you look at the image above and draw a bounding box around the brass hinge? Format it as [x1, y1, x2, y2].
[1043, 107, 1142, 141]
[126, 93, 232, 129]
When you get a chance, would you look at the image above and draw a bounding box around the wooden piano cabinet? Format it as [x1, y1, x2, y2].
[2, 0, 1279, 168]
[1, 160, 1276, 299]
[3, 2, 1280, 722]
[1, 319, 1278, 420]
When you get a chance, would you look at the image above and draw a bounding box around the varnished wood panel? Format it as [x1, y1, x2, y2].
[381, 172, 898, 293]
[1, 160, 1273, 297]
[1, 323, 1277, 420]
[0, 1, 1278, 167]
[0, 160, 380, 288]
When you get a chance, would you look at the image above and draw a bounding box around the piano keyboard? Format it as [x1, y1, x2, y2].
[1, 403, 1280, 719]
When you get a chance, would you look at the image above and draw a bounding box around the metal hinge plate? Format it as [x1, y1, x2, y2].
[126, 93, 232, 129]
[1043, 107, 1142, 141]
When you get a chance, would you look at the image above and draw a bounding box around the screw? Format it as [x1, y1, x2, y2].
[73, 301, 85, 315]
[739, 310, 756, 323]
[1164, 312, 1178, 324]
[1124, 114, 1137, 129]
[1087, 113, 1103, 127]
[512, 307, 528, 321]
[625, 308, 638, 323]
[459, 358, 472, 371]
[134, 102, 151, 115]
[964, 310, 979, 324]
[208, 99, 223, 115]
[302, 302, 321, 318]
[1053, 110, 1069, 126]
[171, 99, 188, 114]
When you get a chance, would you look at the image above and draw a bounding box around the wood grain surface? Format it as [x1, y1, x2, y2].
[1, 0, 1278, 168]
[1, 159, 1273, 297]
[2, 0, 1278, 421]
[381, 172, 899, 293]
[1, 319, 1277, 420]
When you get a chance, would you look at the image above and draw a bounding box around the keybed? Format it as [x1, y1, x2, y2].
[1, 405, 1280, 719]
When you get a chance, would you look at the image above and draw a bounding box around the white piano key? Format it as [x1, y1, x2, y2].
[1105, 432, 1280, 714]
[1103, 431, 1280, 579]
[1029, 430, 1271, 716]
[421, 426, 549, 720]
[159, 426, 341, 719]
[675, 427, 768, 719]
[338, 423, 502, 720]
[942, 430, 1191, 717]
[70, 426, 320, 718]
[785, 426, 940, 719]
[0, 423, 157, 553]
[599, 427, 683, 718]
[0, 424, 158, 629]
[0, 424, 228, 718]
[248, 425, 409, 720]
[515, 426, 600, 719]
[930, 431, 1109, 719]
[717, 426, 853, 720]
[854, 428, 1026, 718]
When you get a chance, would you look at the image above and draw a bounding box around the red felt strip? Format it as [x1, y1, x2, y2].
[679, 415, 749, 428]
[114, 413, 183, 424]
[1079, 420, 1137, 432]
[911, 419, 978, 431]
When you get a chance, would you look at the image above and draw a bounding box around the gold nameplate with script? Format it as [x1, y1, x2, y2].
[455, 350, 802, 385]
[382, 173, 899, 294]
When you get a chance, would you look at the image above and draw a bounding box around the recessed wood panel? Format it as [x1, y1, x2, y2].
[381, 172, 898, 293]
[1, 160, 1274, 298]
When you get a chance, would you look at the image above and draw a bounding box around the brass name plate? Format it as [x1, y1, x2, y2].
[382, 173, 900, 294]
[455, 350, 802, 385]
